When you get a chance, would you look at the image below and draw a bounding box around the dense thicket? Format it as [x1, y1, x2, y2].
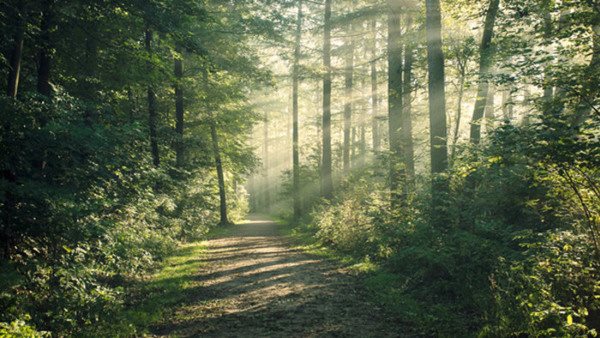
[0, 0, 285, 335]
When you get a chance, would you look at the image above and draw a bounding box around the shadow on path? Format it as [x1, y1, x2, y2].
[151, 215, 404, 337]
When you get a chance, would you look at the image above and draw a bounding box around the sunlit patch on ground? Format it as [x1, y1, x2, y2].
[150, 216, 404, 337]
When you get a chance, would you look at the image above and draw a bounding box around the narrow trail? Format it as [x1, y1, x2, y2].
[152, 215, 402, 337]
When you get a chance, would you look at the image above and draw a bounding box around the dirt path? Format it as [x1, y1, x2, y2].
[152, 215, 402, 337]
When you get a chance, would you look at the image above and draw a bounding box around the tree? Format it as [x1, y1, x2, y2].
[321, 0, 333, 199]
[343, 15, 355, 174]
[5, 0, 25, 99]
[145, 26, 160, 167]
[292, 0, 303, 219]
[211, 118, 229, 225]
[401, 15, 416, 190]
[469, 0, 500, 144]
[425, 0, 449, 223]
[387, 0, 404, 205]
[37, 0, 54, 98]
[370, 19, 381, 152]
[174, 47, 185, 167]
[448, 36, 476, 162]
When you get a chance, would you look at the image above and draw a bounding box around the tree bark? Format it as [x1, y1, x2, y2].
[292, 0, 303, 219]
[501, 89, 513, 122]
[145, 27, 160, 167]
[542, 0, 555, 116]
[321, 0, 333, 199]
[263, 113, 270, 210]
[343, 19, 355, 173]
[521, 85, 532, 126]
[387, 0, 403, 206]
[370, 20, 380, 152]
[426, 0, 449, 225]
[174, 47, 185, 167]
[7, 2, 25, 99]
[211, 120, 229, 225]
[484, 81, 495, 134]
[351, 127, 357, 161]
[37, 0, 54, 98]
[450, 69, 466, 163]
[401, 16, 416, 190]
[469, 0, 500, 144]
[359, 74, 366, 167]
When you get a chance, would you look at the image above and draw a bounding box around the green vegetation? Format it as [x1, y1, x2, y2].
[103, 242, 209, 336]
[1, 0, 599, 336]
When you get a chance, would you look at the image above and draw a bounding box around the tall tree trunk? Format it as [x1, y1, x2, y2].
[7, 2, 25, 99]
[521, 85, 532, 126]
[387, 0, 403, 206]
[263, 113, 270, 210]
[425, 0, 449, 225]
[484, 82, 495, 135]
[211, 120, 229, 225]
[249, 175, 256, 212]
[343, 20, 355, 173]
[370, 19, 380, 152]
[359, 73, 367, 166]
[501, 89, 513, 122]
[542, 0, 555, 116]
[351, 127, 357, 161]
[174, 47, 185, 167]
[401, 16, 416, 190]
[145, 27, 160, 167]
[37, 0, 54, 98]
[321, 0, 333, 199]
[469, 0, 500, 144]
[292, 0, 303, 219]
[450, 69, 466, 162]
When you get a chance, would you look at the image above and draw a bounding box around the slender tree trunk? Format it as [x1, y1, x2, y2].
[343, 21, 355, 173]
[450, 71, 465, 162]
[145, 27, 160, 167]
[469, 0, 500, 144]
[521, 85, 532, 126]
[508, 89, 514, 120]
[351, 127, 357, 161]
[387, 0, 403, 206]
[359, 75, 366, 166]
[501, 89, 511, 122]
[401, 16, 416, 190]
[37, 0, 54, 98]
[370, 20, 380, 152]
[321, 0, 333, 199]
[292, 0, 303, 219]
[425, 0, 449, 225]
[249, 175, 256, 212]
[484, 82, 495, 135]
[7, 3, 25, 99]
[174, 47, 185, 167]
[263, 113, 270, 210]
[211, 121, 229, 225]
[542, 1, 555, 116]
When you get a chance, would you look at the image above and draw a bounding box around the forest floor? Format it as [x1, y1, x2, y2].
[146, 215, 404, 337]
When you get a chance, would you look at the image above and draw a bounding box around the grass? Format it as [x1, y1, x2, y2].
[96, 242, 207, 336]
[97, 222, 239, 336]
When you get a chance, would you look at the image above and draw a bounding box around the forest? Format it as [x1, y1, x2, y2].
[0, 0, 598, 336]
